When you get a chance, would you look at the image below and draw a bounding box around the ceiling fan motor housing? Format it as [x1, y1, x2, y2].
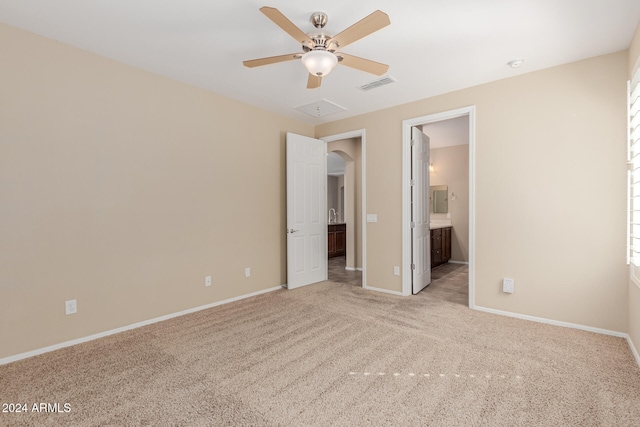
[303, 35, 332, 52]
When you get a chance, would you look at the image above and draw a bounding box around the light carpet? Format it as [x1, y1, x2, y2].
[1, 275, 639, 426]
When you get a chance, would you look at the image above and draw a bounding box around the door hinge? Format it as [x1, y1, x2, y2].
[410, 179, 415, 186]
[410, 139, 416, 147]
[411, 263, 416, 270]
[410, 221, 416, 228]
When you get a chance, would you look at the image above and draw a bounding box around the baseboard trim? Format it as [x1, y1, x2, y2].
[474, 305, 627, 338]
[0, 285, 284, 366]
[448, 260, 469, 265]
[345, 267, 363, 272]
[363, 285, 404, 296]
[628, 335, 640, 368]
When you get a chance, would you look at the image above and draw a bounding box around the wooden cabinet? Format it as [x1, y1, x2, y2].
[431, 226, 452, 268]
[328, 223, 346, 258]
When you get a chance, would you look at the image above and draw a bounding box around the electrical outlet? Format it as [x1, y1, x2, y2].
[245, 267, 251, 278]
[205, 276, 212, 287]
[393, 266, 400, 276]
[65, 299, 77, 315]
[502, 278, 515, 294]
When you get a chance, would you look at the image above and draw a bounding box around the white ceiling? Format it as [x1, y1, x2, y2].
[327, 152, 345, 176]
[423, 116, 469, 149]
[1, 1, 639, 125]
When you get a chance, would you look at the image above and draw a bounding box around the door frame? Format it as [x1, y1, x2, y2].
[401, 106, 476, 307]
[321, 129, 367, 288]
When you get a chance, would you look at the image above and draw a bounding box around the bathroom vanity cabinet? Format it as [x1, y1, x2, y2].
[431, 226, 451, 268]
[328, 223, 346, 258]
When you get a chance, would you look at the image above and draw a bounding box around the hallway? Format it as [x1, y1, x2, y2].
[422, 262, 469, 305]
[327, 256, 362, 287]
[328, 256, 468, 306]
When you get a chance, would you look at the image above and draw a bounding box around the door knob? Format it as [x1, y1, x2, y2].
[287, 229, 300, 234]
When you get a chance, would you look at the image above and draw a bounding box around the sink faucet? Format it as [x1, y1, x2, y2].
[329, 208, 337, 224]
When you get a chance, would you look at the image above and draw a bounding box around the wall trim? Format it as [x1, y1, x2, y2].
[0, 285, 284, 366]
[629, 335, 640, 368]
[4, 285, 636, 368]
[363, 285, 404, 296]
[474, 305, 628, 338]
[479, 303, 639, 368]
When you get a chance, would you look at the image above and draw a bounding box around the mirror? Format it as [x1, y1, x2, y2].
[430, 185, 448, 213]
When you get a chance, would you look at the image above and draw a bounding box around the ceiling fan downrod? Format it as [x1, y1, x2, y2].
[310, 12, 328, 29]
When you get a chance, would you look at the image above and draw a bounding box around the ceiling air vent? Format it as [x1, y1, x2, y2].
[294, 99, 346, 118]
[358, 76, 397, 91]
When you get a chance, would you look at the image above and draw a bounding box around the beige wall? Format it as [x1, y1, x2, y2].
[0, 23, 313, 359]
[2, 19, 636, 361]
[628, 20, 640, 361]
[317, 51, 629, 333]
[428, 145, 469, 262]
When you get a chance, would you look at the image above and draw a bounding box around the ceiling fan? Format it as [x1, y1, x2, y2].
[243, 7, 390, 89]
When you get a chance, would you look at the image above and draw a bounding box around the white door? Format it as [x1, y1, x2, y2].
[411, 127, 431, 294]
[286, 132, 327, 289]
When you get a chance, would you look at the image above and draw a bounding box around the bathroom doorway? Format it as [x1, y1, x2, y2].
[401, 106, 475, 306]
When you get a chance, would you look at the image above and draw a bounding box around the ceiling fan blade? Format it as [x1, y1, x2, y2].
[260, 7, 313, 45]
[307, 74, 322, 89]
[243, 53, 301, 68]
[337, 53, 389, 76]
[329, 10, 390, 49]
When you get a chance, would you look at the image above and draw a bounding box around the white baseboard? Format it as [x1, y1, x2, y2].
[7, 287, 637, 369]
[363, 285, 404, 296]
[629, 335, 640, 368]
[448, 260, 469, 265]
[474, 305, 627, 338]
[345, 267, 363, 272]
[0, 285, 284, 366]
[474, 305, 639, 369]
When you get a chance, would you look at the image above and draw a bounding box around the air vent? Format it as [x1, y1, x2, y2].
[358, 76, 397, 91]
[294, 99, 346, 118]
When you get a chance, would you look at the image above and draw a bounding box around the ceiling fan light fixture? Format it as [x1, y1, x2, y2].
[301, 50, 338, 76]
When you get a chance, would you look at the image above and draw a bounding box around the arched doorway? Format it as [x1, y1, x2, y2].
[327, 144, 361, 287]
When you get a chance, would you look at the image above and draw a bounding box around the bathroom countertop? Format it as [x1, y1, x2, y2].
[430, 221, 452, 230]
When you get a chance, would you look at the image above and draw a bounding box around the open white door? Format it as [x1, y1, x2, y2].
[286, 132, 327, 289]
[411, 127, 431, 294]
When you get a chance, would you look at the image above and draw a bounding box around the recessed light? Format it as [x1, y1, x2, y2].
[507, 59, 524, 68]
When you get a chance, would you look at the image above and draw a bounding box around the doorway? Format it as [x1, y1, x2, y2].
[401, 107, 475, 307]
[321, 130, 366, 288]
[326, 149, 362, 287]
